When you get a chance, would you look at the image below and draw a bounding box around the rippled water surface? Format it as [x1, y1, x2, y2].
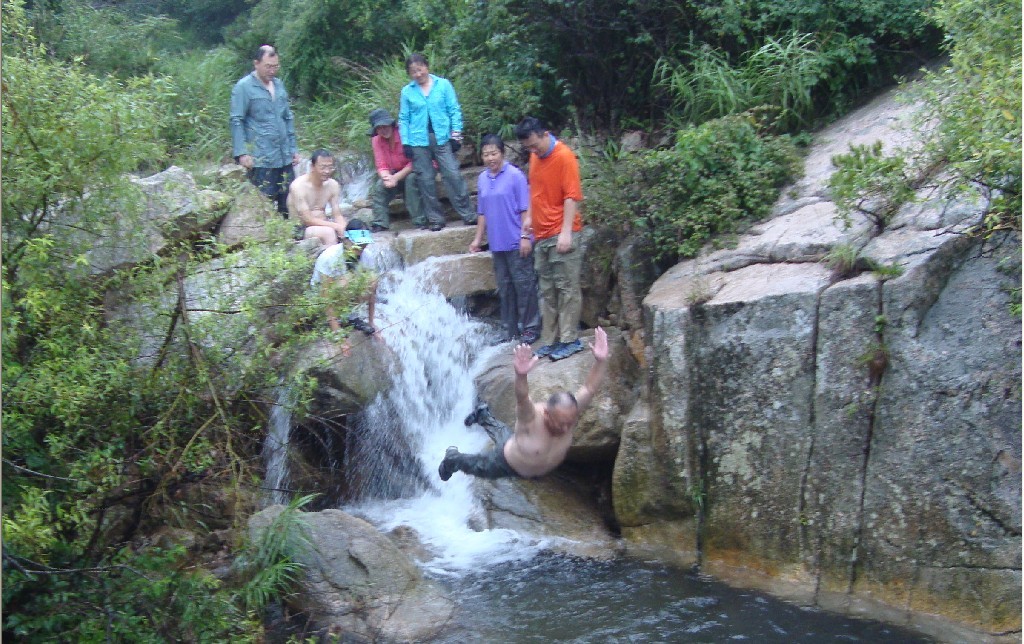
[431, 554, 932, 643]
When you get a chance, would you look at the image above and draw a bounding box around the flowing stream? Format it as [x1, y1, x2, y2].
[264, 168, 931, 641]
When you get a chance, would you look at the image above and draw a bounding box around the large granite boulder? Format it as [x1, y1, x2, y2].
[249, 506, 455, 642]
[473, 474, 621, 560]
[618, 81, 1021, 642]
[215, 170, 282, 247]
[70, 165, 232, 274]
[295, 338, 394, 417]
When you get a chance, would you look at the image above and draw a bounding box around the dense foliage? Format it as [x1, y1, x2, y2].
[2, 0, 1009, 638]
[20, 0, 944, 160]
[1, 1, 326, 639]
[829, 0, 1021, 239]
[585, 112, 803, 263]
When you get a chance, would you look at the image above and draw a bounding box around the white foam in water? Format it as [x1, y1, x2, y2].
[345, 260, 555, 574]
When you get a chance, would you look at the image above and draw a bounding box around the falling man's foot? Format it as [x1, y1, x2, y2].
[438, 446, 460, 481]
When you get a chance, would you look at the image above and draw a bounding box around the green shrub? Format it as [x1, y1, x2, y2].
[827, 0, 1021, 240]
[47, 0, 183, 77]
[656, 32, 827, 130]
[1, 4, 327, 638]
[918, 0, 1021, 237]
[1, 6, 166, 256]
[828, 141, 916, 231]
[153, 46, 241, 163]
[586, 112, 802, 263]
[438, 2, 562, 138]
[3, 543, 260, 641]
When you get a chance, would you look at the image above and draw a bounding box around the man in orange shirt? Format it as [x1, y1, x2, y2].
[515, 117, 585, 361]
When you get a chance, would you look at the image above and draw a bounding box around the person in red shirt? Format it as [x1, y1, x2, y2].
[368, 109, 424, 231]
[515, 117, 585, 361]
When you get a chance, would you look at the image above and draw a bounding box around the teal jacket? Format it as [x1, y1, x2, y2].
[398, 74, 463, 147]
[229, 72, 297, 168]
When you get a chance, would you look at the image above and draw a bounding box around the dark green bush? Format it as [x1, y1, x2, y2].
[586, 112, 802, 263]
[825, 0, 1021, 240]
[441, 2, 563, 139]
[45, 0, 183, 77]
[153, 46, 241, 162]
[227, 0, 427, 99]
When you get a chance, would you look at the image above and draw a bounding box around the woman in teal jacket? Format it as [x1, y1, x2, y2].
[398, 53, 475, 231]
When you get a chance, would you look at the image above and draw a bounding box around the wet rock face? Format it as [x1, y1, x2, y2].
[618, 82, 1022, 640]
[249, 506, 455, 642]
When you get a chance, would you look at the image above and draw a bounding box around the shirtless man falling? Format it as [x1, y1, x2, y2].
[287, 149, 347, 246]
[438, 326, 608, 481]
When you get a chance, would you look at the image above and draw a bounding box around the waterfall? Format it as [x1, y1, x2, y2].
[339, 157, 374, 207]
[345, 260, 558, 575]
[262, 153, 555, 571]
[262, 384, 294, 506]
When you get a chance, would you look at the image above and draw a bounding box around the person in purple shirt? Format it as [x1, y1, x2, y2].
[469, 134, 542, 344]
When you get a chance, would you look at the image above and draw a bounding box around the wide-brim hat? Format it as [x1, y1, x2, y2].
[367, 108, 396, 136]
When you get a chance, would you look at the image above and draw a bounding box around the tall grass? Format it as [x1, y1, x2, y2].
[48, 0, 183, 77]
[297, 54, 414, 153]
[746, 33, 824, 127]
[154, 46, 242, 164]
[296, 39, 546, 154]
[655, 31, 825, 130]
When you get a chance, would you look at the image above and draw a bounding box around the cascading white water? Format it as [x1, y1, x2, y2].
[339, 162, 374, 207]
[262, 384, 294, 506]
[345, 258, 558, 575]
[264, 154, 555, 573]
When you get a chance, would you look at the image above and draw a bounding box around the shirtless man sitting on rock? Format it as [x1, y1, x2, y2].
[439, 327, 608, 481]
[287, 148, 347, 245]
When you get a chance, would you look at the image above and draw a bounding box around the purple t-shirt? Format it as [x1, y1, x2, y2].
[477, 161, 530, 252]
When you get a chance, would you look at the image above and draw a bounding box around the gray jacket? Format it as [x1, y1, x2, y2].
[229, 72, 297, 168]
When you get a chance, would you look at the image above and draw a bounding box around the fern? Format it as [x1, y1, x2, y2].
[233, 494, 317, 612]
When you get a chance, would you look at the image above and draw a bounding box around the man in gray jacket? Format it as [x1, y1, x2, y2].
[230, 45, 300, 218]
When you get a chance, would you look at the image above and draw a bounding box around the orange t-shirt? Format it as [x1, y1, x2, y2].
[527, 139, 583, 241]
